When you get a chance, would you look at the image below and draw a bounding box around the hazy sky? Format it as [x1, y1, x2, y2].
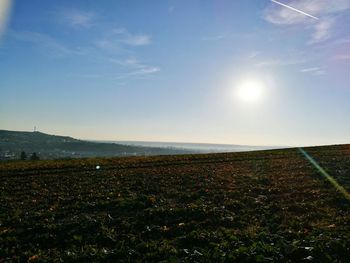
[1, 0, 350, 146]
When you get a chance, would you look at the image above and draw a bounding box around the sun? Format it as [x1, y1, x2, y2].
[236, 80, 265, 103]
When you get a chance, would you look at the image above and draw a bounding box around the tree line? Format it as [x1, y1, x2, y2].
[20, 151, 40, 161]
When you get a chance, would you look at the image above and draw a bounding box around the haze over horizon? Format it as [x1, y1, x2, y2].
[1, 0, 350, 147]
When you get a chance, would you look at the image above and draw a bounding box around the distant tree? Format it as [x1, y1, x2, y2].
[30, 152, 40, 160]
[20, 151, 27, 160]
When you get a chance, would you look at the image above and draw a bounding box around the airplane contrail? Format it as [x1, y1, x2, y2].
[270, 0, 319, 20]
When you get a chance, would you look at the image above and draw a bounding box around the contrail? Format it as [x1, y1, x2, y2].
[299, 148, 350, 202]
[270, 0, 319, 20]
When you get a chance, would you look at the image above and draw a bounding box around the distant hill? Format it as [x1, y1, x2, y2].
[0, 130, 192, 160]
[107, 140, 283, 153]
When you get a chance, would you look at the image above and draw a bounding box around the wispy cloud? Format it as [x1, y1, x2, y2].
[98, 29, 157, 81]
[309, 18, 333, 44]
[95, 39, 124, 53]
[247, 51, 260, 59]
[11, 31, 73, 55]
[70, 57, 160, 81]
[10, 11, 158, 82]
[264, 0, 350, 44]
[201, 34, 226, 41]
[313, 70, 325, 75]
[109, 57, 144, 68]
[265, 0, 350, 24]
[73, 64, 160, 82]
[0, 0, 12, 39]
[334, 37, 350, 45]
[300, 66, 325, 75]
[95, 28, 151, 53]
[113, 66, 160, 80]
[333, 54, 350, 61]
[109, 57, 160, 79]
[113, 28, 151, 46]
[255, 57, 305, 67]
[270, 0, 318, 20]
[61, 9, 96, 28]
[300, 67, 320, 72]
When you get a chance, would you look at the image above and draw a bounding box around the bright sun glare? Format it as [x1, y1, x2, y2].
[236, 80, 265, 103]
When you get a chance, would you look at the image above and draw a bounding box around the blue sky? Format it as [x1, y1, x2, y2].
[1, 0, 350, 146]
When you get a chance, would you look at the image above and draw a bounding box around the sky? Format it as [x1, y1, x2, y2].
[1, 0, 350, 146]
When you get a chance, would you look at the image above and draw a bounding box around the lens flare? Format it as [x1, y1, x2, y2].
[299, 148, 350, 202]
[0, 0, 12, 39]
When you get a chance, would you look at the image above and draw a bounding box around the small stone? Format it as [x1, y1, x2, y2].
[304, 256, 314, 261]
